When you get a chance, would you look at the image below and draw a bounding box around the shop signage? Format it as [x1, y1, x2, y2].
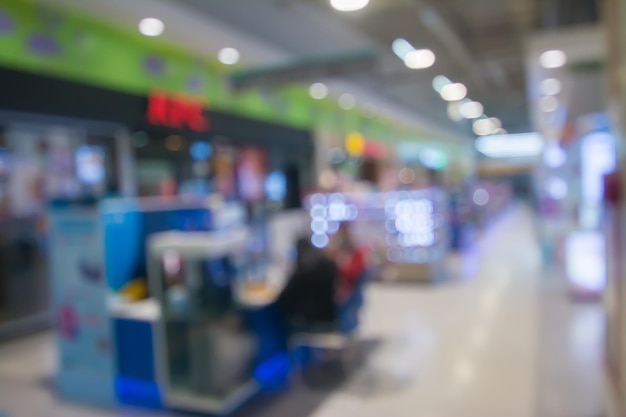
[49, 203, 115, 407]
[147, 90, 209, 131]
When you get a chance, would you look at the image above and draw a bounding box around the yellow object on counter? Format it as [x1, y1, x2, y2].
[119, 278, 149, 302]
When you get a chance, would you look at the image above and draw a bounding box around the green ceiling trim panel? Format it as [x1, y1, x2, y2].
[0, 0, 470, 157]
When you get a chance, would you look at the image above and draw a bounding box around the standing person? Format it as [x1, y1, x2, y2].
[277, 237, 338, 331]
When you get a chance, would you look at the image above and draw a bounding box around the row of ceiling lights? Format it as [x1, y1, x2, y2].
[391, 33, 569, 135]
[330, 1, 570, 130]
[309, 82, 380, 119]
[137, 11, 460, 123]
[138, 18, 241, 65]
[328, 1, 501, 133]
[138, 2, 566, 129]
[138, 6, 375, 115]
[392, 36, 502, 136]
[137, 0, 373, 65]
[307, 6, 479, 121]
[433, 74, 503, 137]
[473, 51, 568, 160]
[311, 0, 386, 114]
[309, 82, 371, 113]
[538, 50, 567, 114]
[309, 82, 351, 108]
[137, 1, 448, 120]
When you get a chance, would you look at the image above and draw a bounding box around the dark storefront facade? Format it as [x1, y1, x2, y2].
[0, 66, 314, 339]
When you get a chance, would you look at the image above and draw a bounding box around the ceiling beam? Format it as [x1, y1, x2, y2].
[229, 51, 378, 90]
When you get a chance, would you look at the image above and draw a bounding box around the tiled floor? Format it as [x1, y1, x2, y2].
[0, 205, 605, 416]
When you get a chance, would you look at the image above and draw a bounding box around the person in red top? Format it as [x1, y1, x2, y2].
[326, 222, 367, 303]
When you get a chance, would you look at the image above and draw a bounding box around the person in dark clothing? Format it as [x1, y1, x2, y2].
[277, 237, 338, 329]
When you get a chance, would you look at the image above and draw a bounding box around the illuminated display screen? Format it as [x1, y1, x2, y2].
[566, 231, 606, 292]
[265, 171, 287, 201]
[76, 145, 105, 185]
[580, 132, 615, 229]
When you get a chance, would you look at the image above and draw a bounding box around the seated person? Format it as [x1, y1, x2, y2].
[277, 237, 338, 331]
[327, 223, 367, 304]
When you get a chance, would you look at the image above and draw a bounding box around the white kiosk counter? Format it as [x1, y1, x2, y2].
[146, 228, 290, 415]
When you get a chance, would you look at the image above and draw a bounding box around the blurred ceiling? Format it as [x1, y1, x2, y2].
[43, 0, 600, 139]
[176, 0, 533, 136]
[175, 0, 600, 137]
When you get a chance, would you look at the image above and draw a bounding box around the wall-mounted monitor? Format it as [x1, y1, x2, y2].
[76, 145, 105, 185]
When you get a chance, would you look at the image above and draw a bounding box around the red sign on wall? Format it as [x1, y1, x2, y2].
[147, 89, 209, 132]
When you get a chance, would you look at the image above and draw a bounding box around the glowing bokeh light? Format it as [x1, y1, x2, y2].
[460, 101, 484, 119]
[540, 78, 562, 96]
[540, 50, 567, 69]
[218, 47, 240, 65]
[473, 189, 489, 206]
[330, 0, 369, 12]
[404, 49, 436, 69]
[309, 82, 328, 99]
[338, 93, 356, 110]
[139, 18, 164, 37]
[546, 177, 568, 199]
[440, 83, 467, 101]
[432, 75, 452, 93]
[539, 95, 559, 112]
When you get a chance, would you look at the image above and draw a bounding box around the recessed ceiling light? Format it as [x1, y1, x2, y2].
[330, 0, 370, 12]
[404, 49, 436, 69]
[440, 83, 467, 101]
[539, 95, 559, 112]
[138, 18, 164, 37]
[309, 83, 329, 99]
[459, 101, 484, 119]
[338, 93, 356, 110]
[540, 50, 567, 69]
[540, 78, 562, 96]
[218, 47, 240, 65]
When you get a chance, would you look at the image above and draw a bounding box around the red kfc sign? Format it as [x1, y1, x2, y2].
[147, 89, 209, 132]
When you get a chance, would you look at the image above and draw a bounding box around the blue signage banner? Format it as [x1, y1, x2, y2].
[49, 203, 115, 407]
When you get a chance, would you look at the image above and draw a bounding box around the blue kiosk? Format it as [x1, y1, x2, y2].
[49, 196, 291, 415]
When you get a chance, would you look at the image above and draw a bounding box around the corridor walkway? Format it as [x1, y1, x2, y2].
[0, 205, 605, 417]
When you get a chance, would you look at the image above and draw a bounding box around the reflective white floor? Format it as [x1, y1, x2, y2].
[0, 205, 605, 417]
